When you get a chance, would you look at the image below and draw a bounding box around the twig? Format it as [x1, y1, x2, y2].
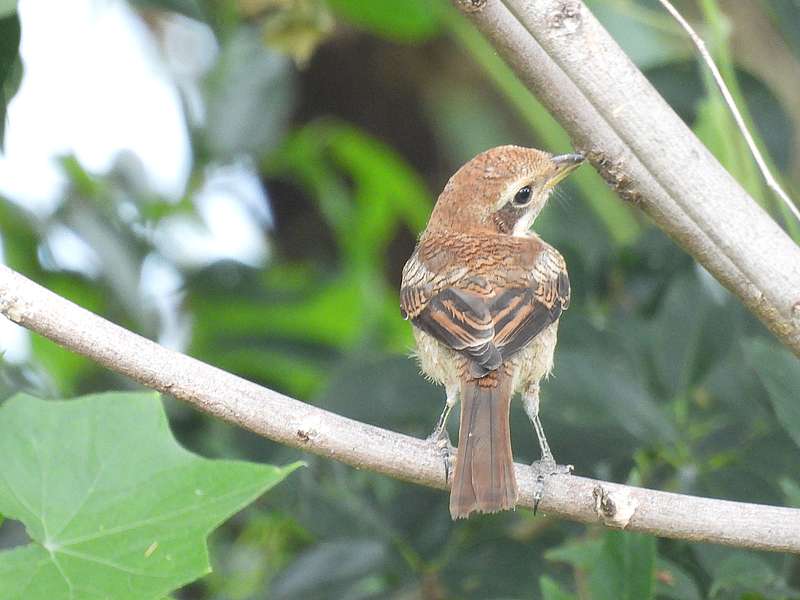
[2, 264, 799, 553]
[455, 0, 800, 357]
[656, 0, 800, 223]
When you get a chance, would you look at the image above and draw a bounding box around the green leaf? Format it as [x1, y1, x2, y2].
[546, 532, 656, 600]
[265, 120, 431, 256]
[745, 338, 800, 448]
[655, 558, 702, 600]
[767, 0, 800, 60]
[327, 0, 441, 42]
[780, 478, 800, 508]
[261, 0, 334, 66]
[695, 0, 800, 243]
[0, 392, 301, 600]
[540, 576, 577, 600]
[651, 272, 706, 396]
[695, 545, 800, 598]
[0, 200, 42, 275]
[707, 552, 779, 598]
[270, 538, 388, 599]
[590, 531, 656, 600]
[254, 120, 429, 357]
[694, 93, 764, 207]
[586, 0, 691, 70]
[545, 537, 603, 570]
[204, 512, 312, 599]
[548, 346, 677, 445]
[0, 0, 15, 18]
[0, 12, 21, 149]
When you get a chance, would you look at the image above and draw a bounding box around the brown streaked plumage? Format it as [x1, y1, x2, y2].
[400, 145, 582, 519]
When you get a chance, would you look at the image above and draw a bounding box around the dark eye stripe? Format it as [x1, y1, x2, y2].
[513, 186, 531, 206]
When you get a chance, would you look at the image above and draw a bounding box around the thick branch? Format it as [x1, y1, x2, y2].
[454, 0, 800, 356]
[2, 265, 799, 553]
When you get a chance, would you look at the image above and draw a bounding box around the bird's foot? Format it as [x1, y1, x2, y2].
[530, 457, 573, 514]
[427, 428, 456, 483]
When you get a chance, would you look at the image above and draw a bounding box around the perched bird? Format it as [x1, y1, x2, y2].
[400, 145, 582, 519]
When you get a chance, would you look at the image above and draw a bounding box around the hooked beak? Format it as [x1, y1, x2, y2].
[546, 152, 584, 188]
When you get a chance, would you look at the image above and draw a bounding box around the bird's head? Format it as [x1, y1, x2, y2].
[426, 145, 584, 236]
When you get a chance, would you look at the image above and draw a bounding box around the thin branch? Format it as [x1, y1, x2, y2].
[453, 0, 800, 357]
[656, 0, 800, 223]
[2, 264, 799, 553]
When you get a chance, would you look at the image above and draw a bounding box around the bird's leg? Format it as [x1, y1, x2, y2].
[523, 384, 554, 466]
[427, 384, 458, 482]
[522, 383, 572, 512]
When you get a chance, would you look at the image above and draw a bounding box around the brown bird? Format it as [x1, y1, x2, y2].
[400, 145, 583, 519]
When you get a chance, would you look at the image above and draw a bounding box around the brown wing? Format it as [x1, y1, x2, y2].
[401, 238, 569, 377]
[405, 286, 503, 374]
[491, 269, 570, 359]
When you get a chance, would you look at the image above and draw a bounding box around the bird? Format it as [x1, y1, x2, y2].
[400, 145, 583, 519]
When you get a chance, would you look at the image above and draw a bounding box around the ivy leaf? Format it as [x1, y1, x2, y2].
[0, 392, 302, 600]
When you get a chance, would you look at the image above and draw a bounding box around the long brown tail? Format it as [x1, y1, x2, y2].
[449, 372, 518, 519]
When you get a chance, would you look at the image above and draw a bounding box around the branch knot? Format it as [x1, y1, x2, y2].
[593, 485, 638, 529]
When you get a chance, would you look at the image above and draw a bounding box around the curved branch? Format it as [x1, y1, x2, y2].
[454, 0, 800, 356]
[2, 265, 799, 554]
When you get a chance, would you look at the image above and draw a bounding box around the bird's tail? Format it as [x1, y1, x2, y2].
[450, 372, 518, 519]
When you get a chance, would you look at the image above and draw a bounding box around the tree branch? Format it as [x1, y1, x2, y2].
[454, 0, 800, 356]
[2, 264, 799, 553]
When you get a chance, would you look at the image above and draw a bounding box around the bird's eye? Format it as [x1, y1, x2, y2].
[512, 185, 532, 206]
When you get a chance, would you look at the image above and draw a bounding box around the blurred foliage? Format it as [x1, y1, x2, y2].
[1, 0, 800, 598]
[0, 7, 21, 148]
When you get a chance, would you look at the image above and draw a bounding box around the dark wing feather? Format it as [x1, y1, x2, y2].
[490, 280, 566, 360]
[558, 270, 571, 309]
[410, 287, 502, 374]
[488, 250, 570, 360]
[491, 258, 570, 360]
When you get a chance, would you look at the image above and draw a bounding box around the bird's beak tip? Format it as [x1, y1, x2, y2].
[551, 152, 585, 168]
[546, 152, 584, 188]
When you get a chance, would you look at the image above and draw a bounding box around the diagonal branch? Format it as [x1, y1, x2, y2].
[454, 0, 800, 356]
[2, 264, 799, 554]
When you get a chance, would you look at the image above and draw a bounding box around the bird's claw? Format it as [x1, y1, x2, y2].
[427, 428, 456, 483]
[530, 458, 573, 514]
[531, 457, 573, 476]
